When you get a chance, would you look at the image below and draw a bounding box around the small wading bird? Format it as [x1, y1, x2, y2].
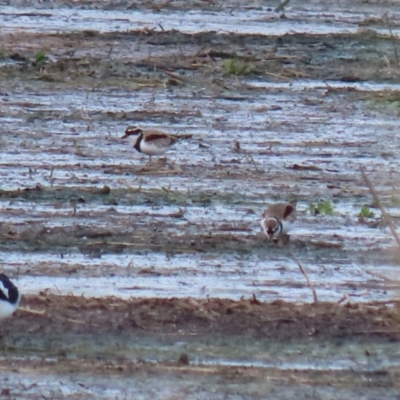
[0, 273, 20, 319]
[261, 202, 297, 245]
[121, 126, 192, 163]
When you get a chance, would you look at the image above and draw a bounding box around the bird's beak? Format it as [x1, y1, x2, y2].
[121, 133, 128, 139]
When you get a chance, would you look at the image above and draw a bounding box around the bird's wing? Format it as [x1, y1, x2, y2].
[145, 134, 175, 148]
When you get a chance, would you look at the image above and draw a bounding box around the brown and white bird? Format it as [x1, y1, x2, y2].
[260, 202, 297, 244]
[121, 126, 192, 162]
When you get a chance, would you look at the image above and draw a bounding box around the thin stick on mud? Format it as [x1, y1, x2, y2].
[274, 0, 291, 13]
[19, 307, 92, 325]
[165, 70, 187, 83]
[264, 70, 291, 81]
[359, 166, 400, 248]
[18, 307, 46, 316]
[385, 14, 399, 65]
[245, 153, 260, 172]
[289, 252, 318, 305]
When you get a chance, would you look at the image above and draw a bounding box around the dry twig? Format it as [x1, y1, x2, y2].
[385, 14, 400, 65]
[264, 70, 291, 81]
[18, 307, 46, 316]
[289, 252, 318, 304]
[337, 292, 351, 305]
[360, 166, 400, 248]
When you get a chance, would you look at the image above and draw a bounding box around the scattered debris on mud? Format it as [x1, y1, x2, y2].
[13, 294, 400, 341]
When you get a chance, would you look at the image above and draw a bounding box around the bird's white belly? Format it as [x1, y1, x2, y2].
[0, 299, 18, 319]
[260, 219, 293, 237]
[140, 141, 170, 156]
[281, 220, 293, 234]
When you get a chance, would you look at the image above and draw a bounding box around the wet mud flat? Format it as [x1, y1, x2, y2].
[1, 0, 400, 398]
[1, 294, 400, 399]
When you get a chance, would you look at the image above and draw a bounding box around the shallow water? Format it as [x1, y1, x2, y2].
[1, 5, 400, 37]
[1, 78, 399, 302]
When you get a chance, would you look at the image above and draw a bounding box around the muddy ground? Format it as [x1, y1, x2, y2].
[1, 0, 400, 398]
[3, 294, 400, 399]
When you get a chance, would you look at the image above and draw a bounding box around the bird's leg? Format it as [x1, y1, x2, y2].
[277, 234, 290, 246]
[157, 157, 168, 168]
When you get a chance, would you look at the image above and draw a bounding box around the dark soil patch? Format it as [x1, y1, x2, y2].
[1, 29, 399, 84]
[8, 295, 400, 342]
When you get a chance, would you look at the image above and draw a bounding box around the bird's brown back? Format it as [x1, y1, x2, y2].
[263, 203, 297, 223]
[144, 129, 192, 141]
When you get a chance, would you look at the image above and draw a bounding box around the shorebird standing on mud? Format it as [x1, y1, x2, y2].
[260, 202, 297, 245]
[121, 126, 192, 163]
